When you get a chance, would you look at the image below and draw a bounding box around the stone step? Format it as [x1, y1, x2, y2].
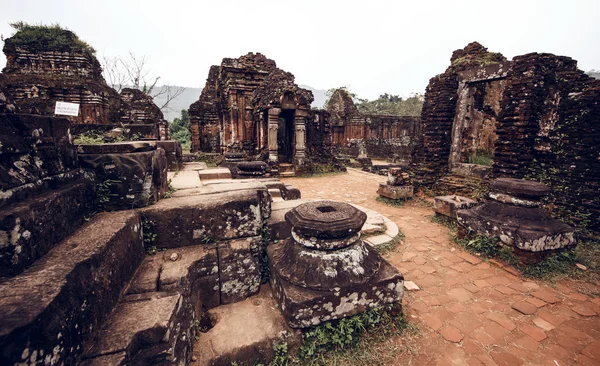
[279, 171, 296, 177]
[198, 168, 232, 181]
[140, 190, 269, 249]
[0, 180, 96, 278]
[81, 293, 193, 366]
[170, 170, 203, 190]
[194, 285, 301, 366]
[0, 211, 144, 365]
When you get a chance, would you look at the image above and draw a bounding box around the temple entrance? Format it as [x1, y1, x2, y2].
[278, 109, 295, 163]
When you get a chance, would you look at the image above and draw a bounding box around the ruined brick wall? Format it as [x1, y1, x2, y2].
[118, 88, 164, 125]
[0, 42, 121, 124]
[410, 72, 458, 185]
[189, 66, 220, 153]
[305, 110, 334, 163]
[326, 89, 422, 162]
[493, 54, 600, 230]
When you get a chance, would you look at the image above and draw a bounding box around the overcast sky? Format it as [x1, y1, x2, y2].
[1, 0, 599, 100]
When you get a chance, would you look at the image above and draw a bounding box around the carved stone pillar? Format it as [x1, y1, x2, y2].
[267, 108, 280, 162]
[293, 110, 307, 166]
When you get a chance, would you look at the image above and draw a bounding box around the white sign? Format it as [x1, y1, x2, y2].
[54, 101, 80, 117]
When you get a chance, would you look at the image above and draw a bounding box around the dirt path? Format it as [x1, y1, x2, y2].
[284, 169, 600, 366]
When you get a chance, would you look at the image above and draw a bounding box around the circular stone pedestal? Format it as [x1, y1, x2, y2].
[268, 201, 404, 328]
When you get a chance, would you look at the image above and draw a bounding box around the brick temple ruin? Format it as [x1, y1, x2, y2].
[189, 53, 335, 174]
[412, 42, 599, 233]
[0, 25, 169, 140]
[326, 88, 421, 165]
[1, 23, 599, 365]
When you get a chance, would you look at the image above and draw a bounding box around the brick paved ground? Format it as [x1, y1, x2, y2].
[285, 169, 600, 366]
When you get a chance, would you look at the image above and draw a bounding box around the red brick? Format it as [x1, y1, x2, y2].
[487, 313, 517, 331]
[483, 322, 510, 343]
[568, 292, 589, 302]
[467, 357, 485, 366]
[436, 294, 454, 305]
[422, 313, 443, 331]
[496, 285, 519, 295]
[531, 290, 560, 304]
[471, 303, 487, 315]
[511, 300, 537, 315]
[422, 296, 441, 307]
[487, 275, 514, 286]
[440, 259, 454, 267]
[439, 325, 464, 343]
[490, 351, 524, 366]
[448, 302, 466, 313]
[520, 323, 547, 342]
[450, 313, 483, 334]
[526, 297, 547, 308]
[474, 279, 491, 288]
[538, 309, 570, 326]
[502, 266, 520, 277]
[472, 328, 496, 346]
[457, 251, 482, 265]
[515, 335, 539, 351]
[414, 256, 427, 265]
[463, 338, 486, 355]
[546, 343, 571, 360]
[463, 284, 481, 293]
[488, 258, 505, 267]
[532, 316, 556, 331]
[582, 340, 600, 360]
[421, 265, 437, 274]
[578, 354, 599, 365]
[476, 262, 491, 269]
[572, 304, 597, 317]
[447, 287, 472, 302]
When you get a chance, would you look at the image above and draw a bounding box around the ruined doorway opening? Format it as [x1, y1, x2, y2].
[278, 109, 295, 163]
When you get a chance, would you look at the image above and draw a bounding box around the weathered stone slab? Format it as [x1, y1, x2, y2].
[76, 142, 156, 154]
[140, 190, 265, 248]
[377, 184, 414, 200]
[490, 178, 551, 199]
[0, 180, 96, 278]
[170, 170, 202, 190]
[151, 140, 183, 171]
[268, 247, 404, 328]
[182, 162, 208, 171]
[457, 202, 575, 252]
[434, 195, 478, 219]
[83, 293, 193, 366]
[488, 191, 540, 207]
[199, 168, 232, 181]
[194, 286, 301, 366]
[0, 211, 144, 365]
[218, 236, 261, 304]
[0, 114, 79, 208]
[158, 246, 220, 310]
[79, 149, 168, 210]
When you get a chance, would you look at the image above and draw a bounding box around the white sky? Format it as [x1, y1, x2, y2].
[1, 0, 599, 100]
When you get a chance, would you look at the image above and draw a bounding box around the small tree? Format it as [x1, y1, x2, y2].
[102, 52, 185, 112]
[169, 109, 191, 149]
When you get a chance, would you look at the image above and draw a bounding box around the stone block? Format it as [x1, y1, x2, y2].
[83, 293, 193, 365]
[490, 178, 551, 199]
[218, 236, 262, 304]
[76, 141, 155, 154]
[434, 195, 478, 219]
[457, 202, 575, 253]
[268, 245, 404, 328]
[377, 184, 414, 200]
[0, 114, 78, 208]
[199, 168, 232, 181]
[194, 286, 301, 366]
[151, 140, 183, 171]
[79, 148, 168, 210]
[170, 170, 202, 190]
[140, 190, 265, 248]
[183, 162, 208, 171]
[488, 191, 540, 207]
[0, 211, 144, 365]
[0, 180, 96, 278]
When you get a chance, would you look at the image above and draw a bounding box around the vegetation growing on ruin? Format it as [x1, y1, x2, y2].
[325, 87, 424, 116]
[429, 215, 600, 283]
[376, 196, 408, 207]
[3, 22, 96, 56]
[374, 232, 406, 256]
[467, 150, 494, 166]
[450, 51, 506, 68]
[295, 305, 416, 365]
[73, 130, 142, 144]
[95, 179, 120, 211]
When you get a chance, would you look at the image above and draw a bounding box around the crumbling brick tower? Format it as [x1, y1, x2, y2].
[189, 53, 335, 173]
[0, 23, 121, 124]
[412, 42, 600, 231]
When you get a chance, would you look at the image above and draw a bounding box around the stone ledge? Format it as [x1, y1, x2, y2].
[0, 210, 144, 365]
[0, 180, 96, 278]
